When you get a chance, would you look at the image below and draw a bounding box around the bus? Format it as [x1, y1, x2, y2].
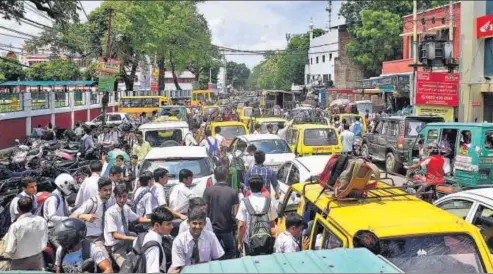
[191, 90, 215, 107]
[118, 96, 171, 118]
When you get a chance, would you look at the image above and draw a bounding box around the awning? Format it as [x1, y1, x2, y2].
[0, 81, 97, 87]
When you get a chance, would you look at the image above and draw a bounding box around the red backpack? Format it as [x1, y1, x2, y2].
[319, 154, 349, 188]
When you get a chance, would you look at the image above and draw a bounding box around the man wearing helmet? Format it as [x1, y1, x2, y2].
[405, 143, 445, 192]
[43, 173, 78, 249]
[54, 218, 112, 273]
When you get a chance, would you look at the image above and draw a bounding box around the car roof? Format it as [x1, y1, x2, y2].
[377, 115, 442, 120]
[294, 155, 331, 175]
[292, 124, 336, 130]
[211, 121, 246, 127]
[425, 122, 493, 128]
[437, 188, 493, 204]
[138, 121, 188, 130]
[145, 146, 208, 160]
[240, 134, 283, 142]
[292, 182, 477, 238]
[254, 117, 287, 122]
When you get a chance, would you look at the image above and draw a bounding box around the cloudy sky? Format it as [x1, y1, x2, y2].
[0, 1, 344, 69]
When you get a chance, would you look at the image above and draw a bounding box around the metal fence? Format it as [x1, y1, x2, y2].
[31, 92, 50, 110]
[90, 92, 99, 104]
[54, 92, 68, 108]
[74, 92, 85, 106]
[0, 93, 24, 112]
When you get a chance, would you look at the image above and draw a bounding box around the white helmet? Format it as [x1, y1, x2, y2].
[54, 173, 77, 196]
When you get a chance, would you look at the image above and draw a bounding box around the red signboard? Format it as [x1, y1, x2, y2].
[150, 81, 158, 92]
[477, 14, 493, 39]
[415, 72, 459, 106]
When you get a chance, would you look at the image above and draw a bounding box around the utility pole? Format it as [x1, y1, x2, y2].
[105, 8, 113, 60]
[412, 0, 418, 111]
[449, 0, 454, 41]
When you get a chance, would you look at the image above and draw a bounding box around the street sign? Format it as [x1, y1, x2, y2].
[379, 84, 395, 93]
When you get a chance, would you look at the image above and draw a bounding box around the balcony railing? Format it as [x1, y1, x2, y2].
[0, 93, 24, 112]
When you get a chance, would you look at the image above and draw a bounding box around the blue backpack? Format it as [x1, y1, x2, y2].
[206, 138, 219, 157]
[353, 122, 362, 137]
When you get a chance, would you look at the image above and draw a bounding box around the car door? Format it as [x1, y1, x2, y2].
[365, 118, 378, 154]
[277, 162, 292, 200]
[375, 120, 389, 159]
[470, 203, 493, 253]
[435, 198, 475, 220]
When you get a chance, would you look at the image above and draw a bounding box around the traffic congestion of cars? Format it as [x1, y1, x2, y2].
[1, 91, 493, 273]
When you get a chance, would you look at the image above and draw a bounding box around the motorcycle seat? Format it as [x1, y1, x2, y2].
[56, 160, 77, 168]
[60, 148, 79, 154]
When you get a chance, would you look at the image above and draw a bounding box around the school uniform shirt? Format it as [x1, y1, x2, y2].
[134, 186, 154, 217]
[215, 133, 227, 147]
[178, 217, 214, 234]
[4, 213, 48, 260]
[169, 183, 199, 214]
[104, 204, 139, 248]
[55, 242, 108, 273]
[74, 173, 101, 209]
[150, 182, 167, 210]
[274, 231, 300, 253]
[9, 191, 38, 222]
[235, 192, 278, 244]
[133, 230, 168, 273]
[43, 189, 69, 229]
[73, 195, 115, 237]
[171, 229, 224, 268]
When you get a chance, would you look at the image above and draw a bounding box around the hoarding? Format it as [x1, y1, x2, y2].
[415, 72, 459, 106]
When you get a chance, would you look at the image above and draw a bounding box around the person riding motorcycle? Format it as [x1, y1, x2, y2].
[54, 218, 112, 273]
[405, 143, 445, 194]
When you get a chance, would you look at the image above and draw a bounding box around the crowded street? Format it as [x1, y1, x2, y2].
[0, 0, 493, 273]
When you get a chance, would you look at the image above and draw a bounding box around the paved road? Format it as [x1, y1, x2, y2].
[373, 160, 407, 187]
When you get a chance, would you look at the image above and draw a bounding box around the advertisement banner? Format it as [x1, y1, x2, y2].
[477, 14, 493, 39]
[151, 81, 158, 92]
[415, 72, 459, 106]
[415, 105, 454, 122]
[95, 58, 120, 75]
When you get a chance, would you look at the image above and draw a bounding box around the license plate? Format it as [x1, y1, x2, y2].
[313, 147, 330, 153]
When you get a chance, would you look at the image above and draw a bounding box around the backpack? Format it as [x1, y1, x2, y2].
[131, 188, 150, 214]
[353, 122, 362, 137]
[230, 154, 245, 172]
[319, 154, 349, 188]
[79, 136, 86, 157]
[243, 197, 274, 256]
[205, 138, 219, 157]
[119, 232, 165, 273]
[59, 239, 92, 272]
[0, 193, 16, 237]
[35, 193, 62, 218]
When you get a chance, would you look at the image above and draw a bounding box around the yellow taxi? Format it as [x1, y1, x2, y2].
[328, 113, 367, 135]
[208, 121, 248, 147]
[285, 124, 342, 157]
[238, 107, 262, 125]
[276, 181, 493, 273]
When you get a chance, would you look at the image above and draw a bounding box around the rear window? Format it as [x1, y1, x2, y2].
[145, 129, 183, 147]
[304, 129, 338, 146]
[142, 158, 213, 178]
[405, 119, 439, 137]
[485, 130, 493, 150]
[218, 126, 246, 140]
[380, 234, 484, 273]
[260, 122, 284, 134]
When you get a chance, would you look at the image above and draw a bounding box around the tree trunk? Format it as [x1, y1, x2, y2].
[158, 57, 165, 96]
[124, 63, 137, 92]
[169, 50, 182, 91]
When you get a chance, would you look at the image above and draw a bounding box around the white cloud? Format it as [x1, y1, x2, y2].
[0, 1, 343, 69]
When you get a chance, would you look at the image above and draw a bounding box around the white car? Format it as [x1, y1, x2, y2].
[434, 188, 493, 251]
[85, 112, 133, 127]
[138, 121, 191, 147]
[139, 146, 214, 201]
[228, 134, 295, 172]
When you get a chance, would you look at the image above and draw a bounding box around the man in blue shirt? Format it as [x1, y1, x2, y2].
[243, 151, 280, 200]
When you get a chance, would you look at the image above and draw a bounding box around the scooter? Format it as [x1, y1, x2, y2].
[402, 168, 438, 203]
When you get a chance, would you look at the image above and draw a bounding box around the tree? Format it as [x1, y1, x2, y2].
[25, 59, 80, 81]
[0, 56, 25, 81]
[226, 61, 250, 90]
[345, 10, 402, 77]
[0, 0, 80, 25]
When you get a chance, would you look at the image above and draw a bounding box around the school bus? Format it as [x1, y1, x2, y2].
[191, 90, 215, 107]
[118, 96, 171, 118]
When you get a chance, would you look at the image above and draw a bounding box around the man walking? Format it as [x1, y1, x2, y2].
[340, 123, 355, 155]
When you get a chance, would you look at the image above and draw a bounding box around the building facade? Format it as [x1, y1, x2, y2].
[304, 24, 364, 89]
[459, 0, 493, 122]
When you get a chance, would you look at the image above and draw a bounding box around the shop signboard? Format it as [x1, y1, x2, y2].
[415, 105, 454, 122]
[477, 14, 493, 39]
[379, 84, 395, 93]
[95, 58, 120, 75]
[98, 76, 115, 92]
[415, 72, 459, 106]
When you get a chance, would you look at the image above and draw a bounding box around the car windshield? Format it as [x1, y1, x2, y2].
[145, 129, 182, 147]
[260, 122, 284, 134]
[141, 158, 213, 178]
[380, 234, 484, 273]
[304, 129, 338, 146]
[485, 130, 493, 150]
[218, 126, 246, 140]
[251, 139, 291, 154]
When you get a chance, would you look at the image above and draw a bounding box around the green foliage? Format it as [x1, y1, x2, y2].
[0, 0, 80, 25]
[226, 61, 250, 90]
[25, 59, 80, 81]
[0, 56, 25, 81]
[345, 10, 402, 77]
[339, 0, 451, 77]
[83, 63, 99, 81]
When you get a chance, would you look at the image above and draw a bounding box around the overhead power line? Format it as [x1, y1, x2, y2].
[0, 32, 33, 40]
[0, 26, 39, 38]
[79, 0, 88, 20]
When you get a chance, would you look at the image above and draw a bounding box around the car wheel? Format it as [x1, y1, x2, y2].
[361, 144, 369, 158]
[386, 152, 398, 173]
